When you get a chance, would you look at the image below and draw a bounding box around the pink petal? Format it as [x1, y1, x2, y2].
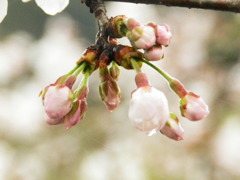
[160, 114, 184, 141]
[181, 92, 209, 121]
[43, 85, 73, 119]
[144, 45, 164, 61]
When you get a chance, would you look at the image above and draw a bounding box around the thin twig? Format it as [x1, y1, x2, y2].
[84, 0, 109, 39]
[103, 0, 240, 13]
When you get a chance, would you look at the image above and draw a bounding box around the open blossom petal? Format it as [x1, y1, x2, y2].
[128, 86, 169, 136]
[0, 0, 8, 23]
[35, 0, 69, 15]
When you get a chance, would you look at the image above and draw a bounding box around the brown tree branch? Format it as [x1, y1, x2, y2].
[103, 0, 240, 13]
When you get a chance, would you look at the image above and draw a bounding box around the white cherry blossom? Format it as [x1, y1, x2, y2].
[0, 0, 7, 23]
[35, 0, 69, 15]
[0, 0, 70, 24]
[128, 86, 169, 136]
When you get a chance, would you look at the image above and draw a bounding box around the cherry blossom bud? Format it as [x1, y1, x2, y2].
[109, 62, 120, 81]
[114, 45, 143, 70]
[45, 113, 64, 125]
[126, 18, 141, 31]
[180, 92, 209, 121]
[155, 24, 172, 46]
[144, 45, 164, 61]
[108, 15, 128, 38]
[127, 26, 156, 49]
[160, 113, 184, 141]
[64, 75, 77, 89]
[42, 85, 73, 119]
[99, 68, 121, 111]
[129, 73, 169, 136]
[64, 86, 88, 129]
[99, 80, 121, 111]
[148, 22, 172, 46]
[64, 98, 87, 129]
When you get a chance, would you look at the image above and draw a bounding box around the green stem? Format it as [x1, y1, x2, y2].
[66, 65, 79, 76]
[57, 63, 87, 86]
[140, 58, 188, 98]
[140, 58, 172, 82]
[73, 62, 87, 77]
[130, 58, 142, 73]
[81, 71, 90, 87]
[74, 70, 90, 97]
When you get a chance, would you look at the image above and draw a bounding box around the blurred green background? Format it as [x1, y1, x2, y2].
[0, 1, 240, 180]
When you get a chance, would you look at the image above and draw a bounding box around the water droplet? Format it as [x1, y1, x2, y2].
[147, 129, 157, 136]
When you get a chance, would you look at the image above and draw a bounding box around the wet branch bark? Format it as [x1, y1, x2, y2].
[103, 0, 240, 13]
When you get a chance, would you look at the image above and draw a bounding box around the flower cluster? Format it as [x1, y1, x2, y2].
[40, 65, 90, 129]
[108, 15, 171, 61]
[40, 15, 209, 141]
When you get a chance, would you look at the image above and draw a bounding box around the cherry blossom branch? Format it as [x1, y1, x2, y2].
[103, 0, 240, 13]
[84, 0, 109, 39]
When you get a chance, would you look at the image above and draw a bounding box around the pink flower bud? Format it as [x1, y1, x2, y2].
[144, 45, 164, 61]
[160, 113, 184, 141]
[64, 86, 88, 129]
[42, 85, 73, 120]
[109, 62, 120, 81]
[64, 99, 87, 129]
[180, 92, 209, 121]
[126, 18, 141, 31]
[127, 26, 156, 49]
[45, 114, 64, 125]
[55, 75, 77, 89]
[129, 75, 169, 136]
[148, 22, 172, 46]
[99, 80, 121, 111]
[147, 22, 158, 29]
[99, 67, 121, 111]
[155, 24, 172, 47]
